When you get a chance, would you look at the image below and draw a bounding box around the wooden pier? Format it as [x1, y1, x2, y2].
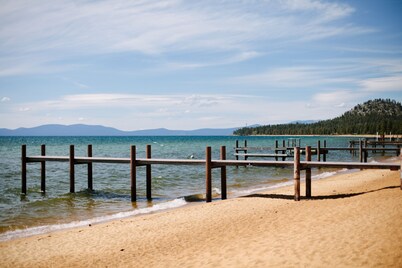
[235, 139, 401, 163]
[21, 144, 402, 203]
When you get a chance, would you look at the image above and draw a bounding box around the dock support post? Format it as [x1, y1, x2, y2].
[146, 144, 152, 200]
[282, 140, 286, 161]
[275, 140, 278, 161]
[244, 140, 248, 161]
[359, 140, 363, 162]
[69, 145, 75, 193]
[206, 146, 212, 203]
[41, 144, 46, 193]
[87, 145, 93, 191]
[294, 147, 300, 201]
[220, 146, 227, 200]
[235, 140, 239, 167]
[364, 140, 368, 163]
[399, 148, 402, 190]
[305, 146, 311, 198]
[317, 140, 321, 162]
[21, 145, 27, 195]
[323, 140, 327, 162]
[130, 145, 136, 202]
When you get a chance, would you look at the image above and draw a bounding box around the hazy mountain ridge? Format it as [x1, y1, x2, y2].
[0, 124, 242, 136]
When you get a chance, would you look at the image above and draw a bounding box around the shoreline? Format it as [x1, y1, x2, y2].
[0, 165, 357, 242]
[1, 166, 401, 267]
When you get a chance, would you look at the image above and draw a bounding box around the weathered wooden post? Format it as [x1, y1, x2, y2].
[364, 140, 368, 163]
[146, 144, 152, 200]
[130, 145, 136, 202]
[359, 140, 363, 162]
[69, 145, 75, 193]
[220, 146, 227, 200]
[294, 147, 300, 201]
[323, 140, 327, 162]
[235, 140, 239, 167]
[87, 144, 93, 191]
[349, 141, 352, 155]
[282, 140, 286, 161]
[305, 146, 312, 198]
[400, 148, 402, 190]
[317, 140, 321, 162]
[244, 140, 248, 161]
[275, 140, 278, 161]
[206, 146, 212, 203]
[21, 144, 27, 195]
[41, 144, 46, 193]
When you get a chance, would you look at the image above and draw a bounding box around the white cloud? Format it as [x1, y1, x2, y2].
[19, 93, 243, 113]
[18, 107, 30, 112]
[312, 90, 364, 105]
[0, 0, 369, 76]
[2, 92, 356, 130]
[335, 102, 346, 108]
[232, 66, 355, 88]
[165, 51, 262, 70]
[1, 97, 11, 102]
[360, 76, 402, 92]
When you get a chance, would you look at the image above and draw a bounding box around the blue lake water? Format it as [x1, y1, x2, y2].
[0, 135, 388, 240]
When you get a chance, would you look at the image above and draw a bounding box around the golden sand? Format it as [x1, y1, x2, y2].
[1, 169, 401, 267]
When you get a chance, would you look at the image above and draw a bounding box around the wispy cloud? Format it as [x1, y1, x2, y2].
[360, 76, 402, 93]
[231, 65, 357, 89]
[17, 93, 241, 112]
[60, 77, 90, 89]
[0, 0, 369, 76]
[4, 92, 356, 129]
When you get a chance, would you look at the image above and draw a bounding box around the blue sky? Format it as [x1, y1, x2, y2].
[0, 0, 401, 130]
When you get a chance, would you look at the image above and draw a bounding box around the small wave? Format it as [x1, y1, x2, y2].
[0, 198, 187, 242]
[311, 171, 338, 180]
[232, 180, 293, 196]
[183, 189, 222, 202]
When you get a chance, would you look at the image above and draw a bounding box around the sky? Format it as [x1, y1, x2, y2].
[0, 0, 401, 131]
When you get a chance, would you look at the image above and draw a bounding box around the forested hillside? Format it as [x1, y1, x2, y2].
[234, 99, 402, 135]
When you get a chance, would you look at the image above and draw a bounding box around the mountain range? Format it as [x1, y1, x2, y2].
[0, 124, 248, 136]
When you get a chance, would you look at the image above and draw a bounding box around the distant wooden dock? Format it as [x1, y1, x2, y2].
[235, 138, 401, 163]
[21, 142, 401, 203]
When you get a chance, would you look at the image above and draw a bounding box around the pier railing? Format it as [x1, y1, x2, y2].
[21, 145, 401, 202]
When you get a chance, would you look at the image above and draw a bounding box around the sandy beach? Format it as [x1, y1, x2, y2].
[1, 168, 401, 267]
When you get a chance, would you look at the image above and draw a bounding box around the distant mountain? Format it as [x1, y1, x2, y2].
[234, 99, 402, 135]
[0, 124, 242, 136]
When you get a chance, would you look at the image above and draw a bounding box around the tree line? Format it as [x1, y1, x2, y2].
[234, 99, 402, 135]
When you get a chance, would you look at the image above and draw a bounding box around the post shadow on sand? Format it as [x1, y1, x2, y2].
[242, 185, 399, 200]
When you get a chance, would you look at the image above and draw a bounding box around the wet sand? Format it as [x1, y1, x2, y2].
[1, 168, 401, 267]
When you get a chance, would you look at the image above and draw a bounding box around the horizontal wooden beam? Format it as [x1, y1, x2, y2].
[234, 153, 288, 157]
[301, 161, 399, 170]
[25, 155, 400, 170]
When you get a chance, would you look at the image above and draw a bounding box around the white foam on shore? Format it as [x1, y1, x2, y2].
[0, 198, 187, 242]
